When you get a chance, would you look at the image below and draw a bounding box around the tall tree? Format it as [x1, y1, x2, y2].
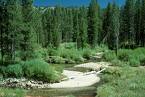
[77, 7, 88, 49]
[134, 0, 142, 46]
[32, 8, 44, 46]
[42, 8, 54, 47]
[141, 0, 145, 46]
[120, 0, 135, 48]
[108, 3, 120, 53]
[72, 9, 79, 44]
[52, 6, 62, 47]
[21, 0, 37, 60]
[0, 0, 23, 64]
[0, 1, 9, 64]
[101, 3, 113, 44]
[87, 0, 100, 48]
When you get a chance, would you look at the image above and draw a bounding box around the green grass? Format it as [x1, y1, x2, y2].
[97, 67, 145, 97]
[22, 59, 61, 82]
[0, 88, 26, 97]
[46, 43, 108, 64]
[0, 59, 62, 82]
[103, 48, 145, 67]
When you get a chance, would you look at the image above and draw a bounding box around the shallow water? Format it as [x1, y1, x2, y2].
[27, 84, 97, 97]
[27, 64, 98, 97]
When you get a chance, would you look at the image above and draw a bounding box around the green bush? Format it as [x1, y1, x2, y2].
[117, 49, 131, 61]
[140, 58, 145, 66]
[22, 59, 60, 82]
[48, 56, 66, 64]
[59, 42, 76, 49]
[95, 44, 108, 52]
[111, 59, 124, 66]
[103, 51, 117, 61]
[5, 64, 23, 78]
[82, 48, 95, 59]
[129, 58, 140, 67]
[103, 48, 145, 67]
[56, 47, 84, 63]
[33, 47, 48, 59]
[0, 64, 23, 78]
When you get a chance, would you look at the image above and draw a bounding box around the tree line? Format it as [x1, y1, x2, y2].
[0, 0, 145, 64]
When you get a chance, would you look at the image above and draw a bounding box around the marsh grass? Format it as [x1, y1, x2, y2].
[97, 67, 145, 97]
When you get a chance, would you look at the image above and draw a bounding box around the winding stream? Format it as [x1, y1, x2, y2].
[27, 63, 101, 97]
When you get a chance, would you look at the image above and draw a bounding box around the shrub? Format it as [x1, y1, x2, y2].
[82, 48, 94, 59]
[0, 64, 23, 78]
[95, 44, 108, 52]
[22, 59, 60, 82]
[117, 49, 131, 61]
[48, 56, 65, 64]
[128, 58, 140, 67]
[59, 42, 76, 49]
[140, 58, 145, 66]
[33, 47, 48, 59]
[111, 59, 124, 67]
[56, 47, 83, 63]
[47, 47, 57, 56]
[5, 64, 23, 78]
[103, 51, 117, 61]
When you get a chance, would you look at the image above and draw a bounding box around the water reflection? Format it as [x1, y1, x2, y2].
[27, 85, 97, 97]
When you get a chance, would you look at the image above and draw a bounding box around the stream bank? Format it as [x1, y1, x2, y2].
[0, 62, 109, 89]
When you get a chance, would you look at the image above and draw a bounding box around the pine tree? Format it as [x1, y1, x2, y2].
[87, 0, 100, 48]
[0, 1, 9, 64]
[7, 0, 24, 62]
[32, 8, 44, 46]
[77, 7, 87, 49]
[134, 0, 142, 46]
[21, 0, 37, 60]
[52, 6, 62, 47]
[120, 0, 135, 48]
[72, 9, 79, 44]
[0, 0, 23, 64]
[108, 3, 120, 52]
[101, 3, 113, 44]
[141, 0, 145, 46]
[42, 8, 54, 47]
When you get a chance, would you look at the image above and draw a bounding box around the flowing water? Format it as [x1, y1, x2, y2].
[27, 84, 98, 97]
[27, 64, 99, 97]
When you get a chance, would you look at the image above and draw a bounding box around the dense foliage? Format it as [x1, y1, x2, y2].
[0, 0, 145, 65]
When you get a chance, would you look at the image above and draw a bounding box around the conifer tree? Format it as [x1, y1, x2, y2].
[141, 0, 145, 46]
[0, 1, 9, 64]
[77, 7, 87, 49]
[134, 0, 142, 46]
[120, 0, 135, 48]
[101, 3, 113, 44]
[21, 0, 37, 60]
[108, 3, 120, 53]
[87, 0, 100, 48]
[0, 0, 23, 64]
[52, 6, 62, 47]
